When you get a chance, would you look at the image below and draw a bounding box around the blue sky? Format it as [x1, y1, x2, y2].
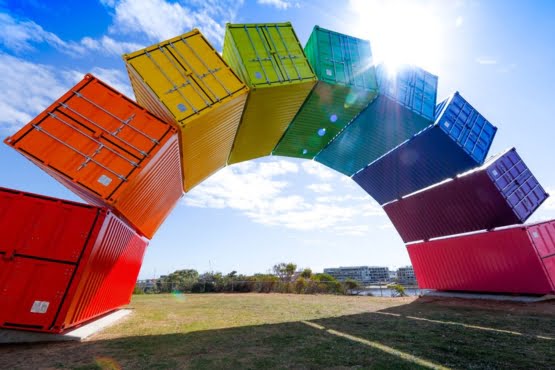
[1, 0, 554, 279]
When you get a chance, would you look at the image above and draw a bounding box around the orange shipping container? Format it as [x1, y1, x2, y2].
[123, 29, 249, 191]
[4, 74, 183, 239]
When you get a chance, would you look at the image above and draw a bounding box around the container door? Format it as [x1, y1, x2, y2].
[262, 24, 314, 83]
[542, 256, 555, 291]
[488, 149, 548, 222]
[0, 257, 74, 332]
[438, 93, 496, 164]
[528, 221, 555, 258]
[229, 25, 284, 86]
[0, 190, 98, 263]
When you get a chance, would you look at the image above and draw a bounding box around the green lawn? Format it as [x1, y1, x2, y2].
[1, 294, 553, 369]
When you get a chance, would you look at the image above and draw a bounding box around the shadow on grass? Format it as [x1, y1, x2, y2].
[1, 297, 553, 370]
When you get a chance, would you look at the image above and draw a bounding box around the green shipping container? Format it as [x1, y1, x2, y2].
[273, 26, 378, 159]
[223, 23, 317, 164]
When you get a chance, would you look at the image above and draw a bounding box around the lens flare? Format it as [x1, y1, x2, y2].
[95, 356, 121, 370]
[171, 290, 187, 302]
[329, 114, 338, 123]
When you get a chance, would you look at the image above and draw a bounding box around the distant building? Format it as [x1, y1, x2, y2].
[324, 266, 390, 285]
[388, 270, 397, 281]
[137, 279, 158, 289]
[397, 266, 417, 285]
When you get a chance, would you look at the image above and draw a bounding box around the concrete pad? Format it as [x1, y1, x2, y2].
[423, 290, 555, 303]
[0, 309, 132, 344]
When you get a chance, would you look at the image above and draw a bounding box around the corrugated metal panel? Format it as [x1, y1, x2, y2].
[353, 91, 497, 205]
[0, 187, 98, 263]
[123, 30, 249, 191]
[315, 94, 433, 176]
[273, 83, 376, 159]
[4, 74, 183, 238]
[0, 187, 148, 333]
[228, 80, 316, 163]
[408, 223, 555, 294]
[377, 64, 438, 121]
[58, 212, 147, 330]
[179, 92, 247, 190]
[384, 148, 549, 243]
[223, 23, 317, 163]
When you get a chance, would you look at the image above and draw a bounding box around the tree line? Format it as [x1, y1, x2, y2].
[135, 262, 363, 295]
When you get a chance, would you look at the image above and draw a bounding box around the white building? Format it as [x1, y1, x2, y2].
[324, 266, 390, 285]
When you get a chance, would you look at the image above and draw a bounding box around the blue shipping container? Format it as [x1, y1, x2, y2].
[353, 91, 497, 205]
[376, 64, 438, 121]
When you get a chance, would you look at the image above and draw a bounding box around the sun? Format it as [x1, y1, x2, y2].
[348, 0, 445, 75]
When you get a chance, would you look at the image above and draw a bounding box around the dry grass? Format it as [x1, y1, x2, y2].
[1, 293, 553, 369]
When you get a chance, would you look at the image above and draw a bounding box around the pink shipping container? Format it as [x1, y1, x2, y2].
[408, 220, 555, 294]
[0, 187, 148, 333]
[384, 148, 548, 243]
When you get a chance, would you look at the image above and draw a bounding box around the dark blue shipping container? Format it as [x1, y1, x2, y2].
[353, 91, 497, 205]
[384, 148, 549, 243]
[376, 64, 438, 121]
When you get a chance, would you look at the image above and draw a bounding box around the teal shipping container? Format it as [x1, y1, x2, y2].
[273, 26, 378, 159]
[315, 65, 437, 176]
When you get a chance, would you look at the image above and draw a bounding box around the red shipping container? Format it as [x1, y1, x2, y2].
[408, 220, 555, 294]
[4, 74, 183, 239]
[0, 187, 148, 333]
[384, 148, 548, 243]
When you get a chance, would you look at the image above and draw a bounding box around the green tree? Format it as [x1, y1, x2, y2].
[300, 268, 312, 279]
[273, 262, 297, 282]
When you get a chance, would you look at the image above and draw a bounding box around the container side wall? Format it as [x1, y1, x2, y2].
[315, 95, 433, 176]
[273, 82, 376, 159]
[115, 134, 183, 238]
[487, 149, 549, 223]
[408, 228, 554, 294]
[353, 125, 478, 205]
[384, 171, 521, 243]
[181, 92, 248, 191]
[58, 212, 148, 330]
[228, 81, 315, 163]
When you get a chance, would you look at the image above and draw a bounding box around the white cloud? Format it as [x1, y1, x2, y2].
[0, 53, 77, 133]
[257, 0, 297, 10]
[301, 161, 339, 181]
[184, 158, 386, 234]
[0, 13, 142, 56]
[307, 183, 333, 193]
[104, 0, 243, 48]
[0, 54, 134, 134]
[476, 57, 498, 65]
[455, 16, 463, 27]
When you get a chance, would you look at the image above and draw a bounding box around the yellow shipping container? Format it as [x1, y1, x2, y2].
[223, 23, 317, 164]
[123, 29, 249, 191]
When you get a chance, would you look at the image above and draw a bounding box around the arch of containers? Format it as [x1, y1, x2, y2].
[1, 22, 553, 334]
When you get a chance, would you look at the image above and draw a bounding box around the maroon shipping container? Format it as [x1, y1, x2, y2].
[0, 187, 147, 333]
[408, 220, 555, 294]
[384, 148, 548, 243]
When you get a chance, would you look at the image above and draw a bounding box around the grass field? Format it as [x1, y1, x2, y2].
[1, 293, 554, 369]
